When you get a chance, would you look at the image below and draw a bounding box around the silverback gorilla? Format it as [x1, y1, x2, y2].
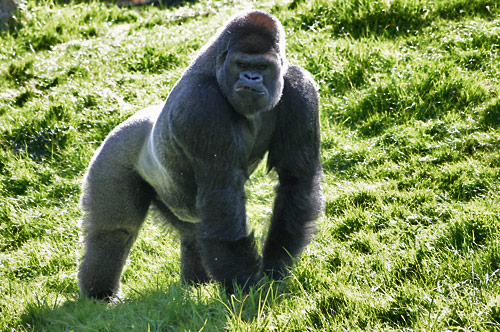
[78, 10, 323, 299]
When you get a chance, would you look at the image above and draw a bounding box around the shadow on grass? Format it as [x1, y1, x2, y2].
[481, 97, 500, 129]
[19, 284, 224, 331]
[286, 0, 498, 38]
[19, 280, 286, 331]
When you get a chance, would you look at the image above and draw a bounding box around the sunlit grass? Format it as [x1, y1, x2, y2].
[1, 0, 499, 330]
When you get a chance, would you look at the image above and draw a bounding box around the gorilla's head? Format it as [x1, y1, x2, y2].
[215, 11, 287, 117]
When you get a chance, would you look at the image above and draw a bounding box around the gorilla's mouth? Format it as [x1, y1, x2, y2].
[236, 86, 265, 94]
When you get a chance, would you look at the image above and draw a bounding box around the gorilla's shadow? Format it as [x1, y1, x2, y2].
[19, 281, 287, 331]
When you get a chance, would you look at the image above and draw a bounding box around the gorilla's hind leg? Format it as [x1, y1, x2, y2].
[180, 238, 210, 284]
[79, 229, 137, 300]
[79, 168, 155, 300]
[152, 200, 209, 284]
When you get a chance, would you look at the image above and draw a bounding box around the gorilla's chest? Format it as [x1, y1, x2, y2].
[239, 110, 277, 174]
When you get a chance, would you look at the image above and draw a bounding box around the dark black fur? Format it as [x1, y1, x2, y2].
[78, 10, 322, 299]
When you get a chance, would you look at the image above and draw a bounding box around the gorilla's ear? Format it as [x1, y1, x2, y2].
[217, 49, 229, 65]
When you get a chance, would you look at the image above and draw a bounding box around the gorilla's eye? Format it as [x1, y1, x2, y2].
[257, 64, 268, 70]
[237, 61, 250, 69]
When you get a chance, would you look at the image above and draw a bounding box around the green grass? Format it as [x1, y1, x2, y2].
[1, 0, 499, 330]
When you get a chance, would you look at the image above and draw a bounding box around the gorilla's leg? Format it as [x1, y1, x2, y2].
[152, 200, 210, 284]
[179, 238, 210, 284]
[79, 228, 137, 300]
[79, 167, 154, 300]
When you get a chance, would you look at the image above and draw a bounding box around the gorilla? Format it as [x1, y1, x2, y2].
[78, 10, 323, 299]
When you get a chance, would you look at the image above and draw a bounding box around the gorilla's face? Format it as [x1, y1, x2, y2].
[217, 48, 284, 117]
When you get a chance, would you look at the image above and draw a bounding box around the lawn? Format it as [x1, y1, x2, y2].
[1, 0, 499, 330]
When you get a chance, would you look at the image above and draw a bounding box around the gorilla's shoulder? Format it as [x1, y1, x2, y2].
[284, 65, 318, 93]
[165, 74, 228, 116]
[174, 74, 224, 104]
[161, 74, 234, 144]
[278, 65, 319, 114]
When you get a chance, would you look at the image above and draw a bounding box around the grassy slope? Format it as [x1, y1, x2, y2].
[0, 0, 499, 330]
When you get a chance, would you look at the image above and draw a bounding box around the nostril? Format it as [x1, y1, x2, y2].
[242, 72, 262, 81]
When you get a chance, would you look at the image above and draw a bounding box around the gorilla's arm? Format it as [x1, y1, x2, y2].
[264, 65, 323, 278]
[167, 77, 262, 288]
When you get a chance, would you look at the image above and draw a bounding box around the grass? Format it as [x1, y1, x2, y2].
[1, 0, 499, 330]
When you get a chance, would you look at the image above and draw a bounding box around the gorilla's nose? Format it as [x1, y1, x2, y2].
[241, 71, 263, 82]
